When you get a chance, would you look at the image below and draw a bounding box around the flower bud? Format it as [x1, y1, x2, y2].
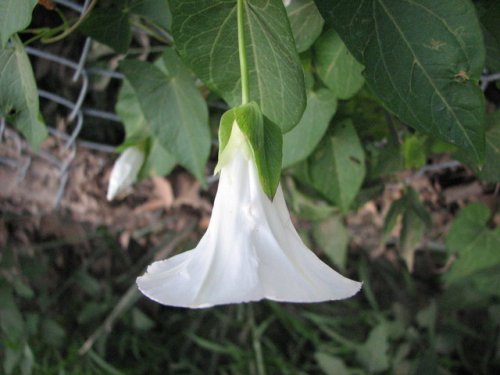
[107, 146, 145, 201]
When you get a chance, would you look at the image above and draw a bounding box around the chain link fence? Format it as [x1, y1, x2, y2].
[0, 0, 123, 209]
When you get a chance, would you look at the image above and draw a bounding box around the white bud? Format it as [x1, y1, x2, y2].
[107, 146, 145, 201]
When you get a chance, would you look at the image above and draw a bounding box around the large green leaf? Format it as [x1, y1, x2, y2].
[0, 0, 37, 47]
[308, 119, 365, 212]
[170, 0, 306, 132]
[285, 0, 324, 53]
[315, 0, 486, 164]
[445, 203, 500, 283]
[119, 49, 210, 182]
[282, 88, 337, 168]
[0, 36, 47, 148]
[314, 29, 365, 100]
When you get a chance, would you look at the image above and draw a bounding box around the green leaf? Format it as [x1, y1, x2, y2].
[312, 214, 348, 270]
[282, 88, 337, 168]
[131, 308, 155, 331]
[218, 102, 282, 198]
[314, 353, 349, 375]
[79, 1, 132, 53]
[0, 285, 25, 343]
[480, 2, 500, 71]
[308, 119, 365, 212]
[115, 80, 149, 143]
[314, 29, 365, 100]
[457, 111, 500, 182]
[0, 36, 47, 148]
[316, 0, 486, 164]
[285, 0, 324, 53]
[20, 344, 33, 375]
[477, 113, 500, 182]
[132, 0, 171, 30]
[115, 80, 176, 178]
[445, 203, 500, 283]
[402, 134, 427, 169]
[384, 188, 430, 270]
[284, 177, 334, 221]
[4, 346, 22, 375]
[171, 0, 306, 132]
[119, 48, 210, 182]
[0, 0, 37, 47]
[41, 318, 66, 348]
[356, 323, 390, 373]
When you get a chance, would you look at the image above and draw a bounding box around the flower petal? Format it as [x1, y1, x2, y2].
[137, 139, 361, 308]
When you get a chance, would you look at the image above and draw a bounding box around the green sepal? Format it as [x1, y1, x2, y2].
[216, 102, 282, 199]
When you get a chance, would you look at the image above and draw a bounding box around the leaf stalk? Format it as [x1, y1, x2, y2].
[237, 0, 250, 105]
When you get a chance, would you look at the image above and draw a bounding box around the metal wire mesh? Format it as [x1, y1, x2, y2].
[0, 0, 123, 208]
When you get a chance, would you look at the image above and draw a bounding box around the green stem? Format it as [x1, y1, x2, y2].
[237, 0, 250, 105]
[42, 0, 98, 43]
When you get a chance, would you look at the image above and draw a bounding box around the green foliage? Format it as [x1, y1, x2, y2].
[119, 48, 210, 182]
[79, 2, 132, 53]
[356, 323, 390, 373]
[445, 203, 500, 284]
[314, 29, 365, 100]
[0, 0, 37, 47]
[2, 1, 500, 374]
[79, 0, 171, 52]
[312, 214, 348, 270]
[315, 353, 349, 375]
[457, 111, 500, 182]
[480, 1, 500, 72]
[170, 0, 306, 132]
[285, 0, 324, 53]
[384, 188, 430, 270]
[316, 0, 486, 164]
[282, 88, 337, 168]
[115, 80, 176, 179]
[0, 35, 47, 148]
[306, 119, 366, 213]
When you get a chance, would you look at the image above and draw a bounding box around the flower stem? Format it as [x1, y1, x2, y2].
[237, 0, 250, 105]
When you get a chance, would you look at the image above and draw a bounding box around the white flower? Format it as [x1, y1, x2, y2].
[137, 125, 361, 308]
[106, 146, 145, 201]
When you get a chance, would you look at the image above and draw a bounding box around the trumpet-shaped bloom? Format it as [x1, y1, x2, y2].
[107, 146, 145, 201]
[137, 125, 361, 308]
